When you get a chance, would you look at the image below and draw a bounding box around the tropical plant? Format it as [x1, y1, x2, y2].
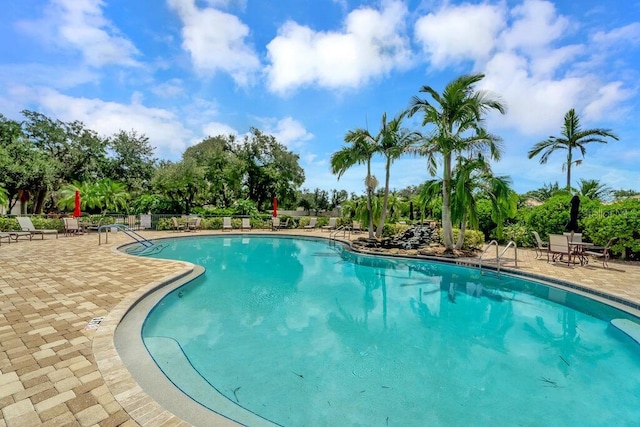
[527, 108, 618, 190]
[407, 73, 506, 253]
[375, 111, 418, 237]
[331, 128, 378, 238]
[577, 178, 612, 202]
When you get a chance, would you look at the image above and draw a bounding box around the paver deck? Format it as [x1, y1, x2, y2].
[1, 229, 639, 426]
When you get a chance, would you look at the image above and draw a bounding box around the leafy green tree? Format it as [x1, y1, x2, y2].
[331, 128, 378, 238]
[612, 189, 640, 200]
[106, 130, 156, 194]
[238, 128, 305, 211]
[152, 159, 206, 214]
[0, 183, 8, 208]
[527, 108, 618, 190]
[407, 73, 506, 253]
[182, 135, 244, 207]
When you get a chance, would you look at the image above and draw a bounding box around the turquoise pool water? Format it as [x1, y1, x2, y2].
[135, 236, 640, 426]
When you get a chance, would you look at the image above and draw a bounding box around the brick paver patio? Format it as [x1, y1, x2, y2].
[1, 229, 639, 426]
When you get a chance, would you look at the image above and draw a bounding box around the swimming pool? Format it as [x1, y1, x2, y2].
[124, 235, 640, 426]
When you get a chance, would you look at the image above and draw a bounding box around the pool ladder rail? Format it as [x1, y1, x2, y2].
[329, 225, 351, 241]
[97, 224, 154, 247]
[478, 240, 518, 275]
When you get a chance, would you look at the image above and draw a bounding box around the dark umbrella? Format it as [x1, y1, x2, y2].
[73, 190, 81, 218]
[565, 193, 580, 232]
[409, 201, 414, 222]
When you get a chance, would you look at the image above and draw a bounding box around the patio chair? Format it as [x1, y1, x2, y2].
[16, 217, 58, 239]
[241, 218, 251, 231]
[63, 217, 83, 236]
[272, 217, 281, 231]
[532, 231, 548, 260]
[583, 237, 618, 269]
[547, 234, 573, 266]
[222, 217, 232, 232]
[187, 217, 202, 232]
[171, 217, 185, 232]
[304, 217, 317, 231]
[351, 221, 362, 233]
[322, 217, 337, 232]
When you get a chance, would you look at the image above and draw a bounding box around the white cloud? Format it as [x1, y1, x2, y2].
[151, 78, 186, 98]
[18, 86, 193, 158]
[500, 0, 570, 53]
[167, 0, 260, 85]
[414, 3, 505, 68]
[202, 121, 238, 138]
[264, 117, 314, 149]
[17, 0, 139, 68]
[265, 0, 412, 94]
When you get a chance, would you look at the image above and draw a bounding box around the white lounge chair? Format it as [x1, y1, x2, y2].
[304, 217, 317, 231]
[222, 217, 232, 232]
[241, 218, 251, 231]
[272, 217, 280, 231]
[322, 217, 337, 232]
[16, 217, 58, 239]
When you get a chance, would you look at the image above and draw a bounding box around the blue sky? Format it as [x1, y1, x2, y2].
[1, 0, 639, 195]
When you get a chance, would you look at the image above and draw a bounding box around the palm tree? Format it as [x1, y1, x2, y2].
[451, 156, 516, 249]
[407, 73, 506, 253]
[577, 178, 612, 202]
[331, 129, 378, 238]
[375, 111, 418, 238]
[96, 179, 129, 214]
[528, 108, 618, 190]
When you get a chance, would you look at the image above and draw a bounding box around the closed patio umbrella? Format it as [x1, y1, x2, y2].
[565, 193, 580, 233]
[73, 190, 81, 218]
[409, 201, 414, 222]
[273, 197, 278, 217]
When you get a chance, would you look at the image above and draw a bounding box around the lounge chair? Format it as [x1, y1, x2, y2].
[222, 217, 232, 232]
[187, 217, 202, 232]
[0, 232, 11, 246]
[548, 234, 573, 266]
[16, 217, 58, 239]
[304, 217, 317, 231]
[532, 231, 548, 260]
[241, 218, 251, 231]
[63, 217, 83, 236]
[171, 217, 185, 232]
[322, 217, 337, 232]
[351, 221, 362, 233]
[583, 237, 618, 269]
[272, 217, 280, 231]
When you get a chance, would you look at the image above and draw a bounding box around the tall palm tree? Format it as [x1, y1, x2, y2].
[375, 111, 419, 238]
[331, 129, 377, 238]
[528, 108, 618, 190]
[407, 74, 506, 253]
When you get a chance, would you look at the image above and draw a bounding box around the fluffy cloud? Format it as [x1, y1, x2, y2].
[414, 3, 505, 68]
[167, 0, 260, 85]
[265, 0, 412, 94]
[415, 0, 632, 137]
[17, 0, 139, 67]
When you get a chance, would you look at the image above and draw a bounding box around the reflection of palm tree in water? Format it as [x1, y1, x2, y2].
[524, 310, 613, 377]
